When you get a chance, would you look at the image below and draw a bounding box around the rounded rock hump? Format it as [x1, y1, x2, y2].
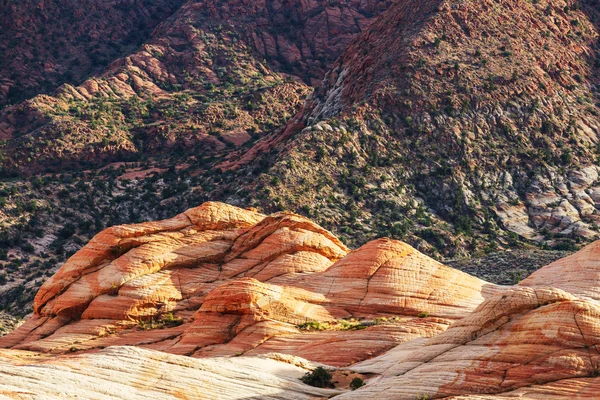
[519, 240, 600, 301]
[339, 286, 600, 399]
[0, 203, 352, 353]
[306, 238, 502, 318]
[5, 204, 600, 398]
[0, 203, 494, 362]
[32, 202, 265, 318]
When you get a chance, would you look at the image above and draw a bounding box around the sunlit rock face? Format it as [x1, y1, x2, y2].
[0, 202, 496, 365]
[3, 202, 600, 399]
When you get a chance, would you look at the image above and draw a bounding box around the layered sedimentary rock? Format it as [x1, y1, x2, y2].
[0, 202, 498, 367]
[519, 239, 600, 300]
[329, 241, 600, 399]
[342, 286, 600, 399]
[0, 346, 339, 399]
[3, 203, 600, 398]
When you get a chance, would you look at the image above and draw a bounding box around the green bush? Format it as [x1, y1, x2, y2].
[300, 367, 333, 388]
[350, 377, 365, 390]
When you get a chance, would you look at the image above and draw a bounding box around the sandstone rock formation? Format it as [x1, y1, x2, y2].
[0, 202, 497, 367]
[4, 0, 600, 324]
[341, 286, 600, 399]
[0, 346, 339, 399]
[2, 203, 600, 398]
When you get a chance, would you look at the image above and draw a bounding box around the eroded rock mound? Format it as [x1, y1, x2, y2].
[0, 202, 497, 367]
[338, 285, 600, 399]
[4, 202, 600, 398]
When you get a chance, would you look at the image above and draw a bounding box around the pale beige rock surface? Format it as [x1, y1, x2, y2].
[0, 346, 338, 399]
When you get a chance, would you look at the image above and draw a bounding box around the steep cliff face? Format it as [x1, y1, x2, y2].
[232, 0, 600, 255]
[0, 0, 184, 108]
[1, 203, 600, 399]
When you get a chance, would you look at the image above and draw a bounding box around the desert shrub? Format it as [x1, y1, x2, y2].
[300, 367, 333, 388]
[350, 377, 365, 390]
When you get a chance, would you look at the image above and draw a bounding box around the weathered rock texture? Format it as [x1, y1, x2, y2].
[0, 346, 339, 399]
[0, 202, 496, 366]
[3, 203, 600, 398]
[196, 0, 392, 85]
[222, 0, 600, 255]
[335, 239, 600, 399]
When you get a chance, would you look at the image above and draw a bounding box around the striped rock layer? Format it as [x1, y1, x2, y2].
[2, 202, 600, 399]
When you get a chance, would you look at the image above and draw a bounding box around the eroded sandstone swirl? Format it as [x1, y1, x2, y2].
[2, 202, 600, 399]
[0, 202, 497, 364]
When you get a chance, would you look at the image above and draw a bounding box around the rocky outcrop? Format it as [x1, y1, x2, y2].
[0, 202, 498, 366]
[224, 0, 600, 255]
[0, 312, 21, 337]
[520, 239, 600, 300]
[2, 203, 600, 398]
[196, 0, 392, 85]
[340, 286, 600, 399]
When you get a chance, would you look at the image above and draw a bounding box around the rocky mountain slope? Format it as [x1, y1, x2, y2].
[0, 0, 391, 175]
[1, 202, 600, 399]
[0, 312, 21, 337]
[0, 0, 185, 108]
[220, 0, 600, 255]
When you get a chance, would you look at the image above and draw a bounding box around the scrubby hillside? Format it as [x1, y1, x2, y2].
[0, 0, 395, 317]
[0, 0, 391, 175]
[0, 0, 184, 107]
[228, 0, 600, 256]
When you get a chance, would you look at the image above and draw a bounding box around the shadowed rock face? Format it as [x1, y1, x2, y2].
[194, 0, 393, 85]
